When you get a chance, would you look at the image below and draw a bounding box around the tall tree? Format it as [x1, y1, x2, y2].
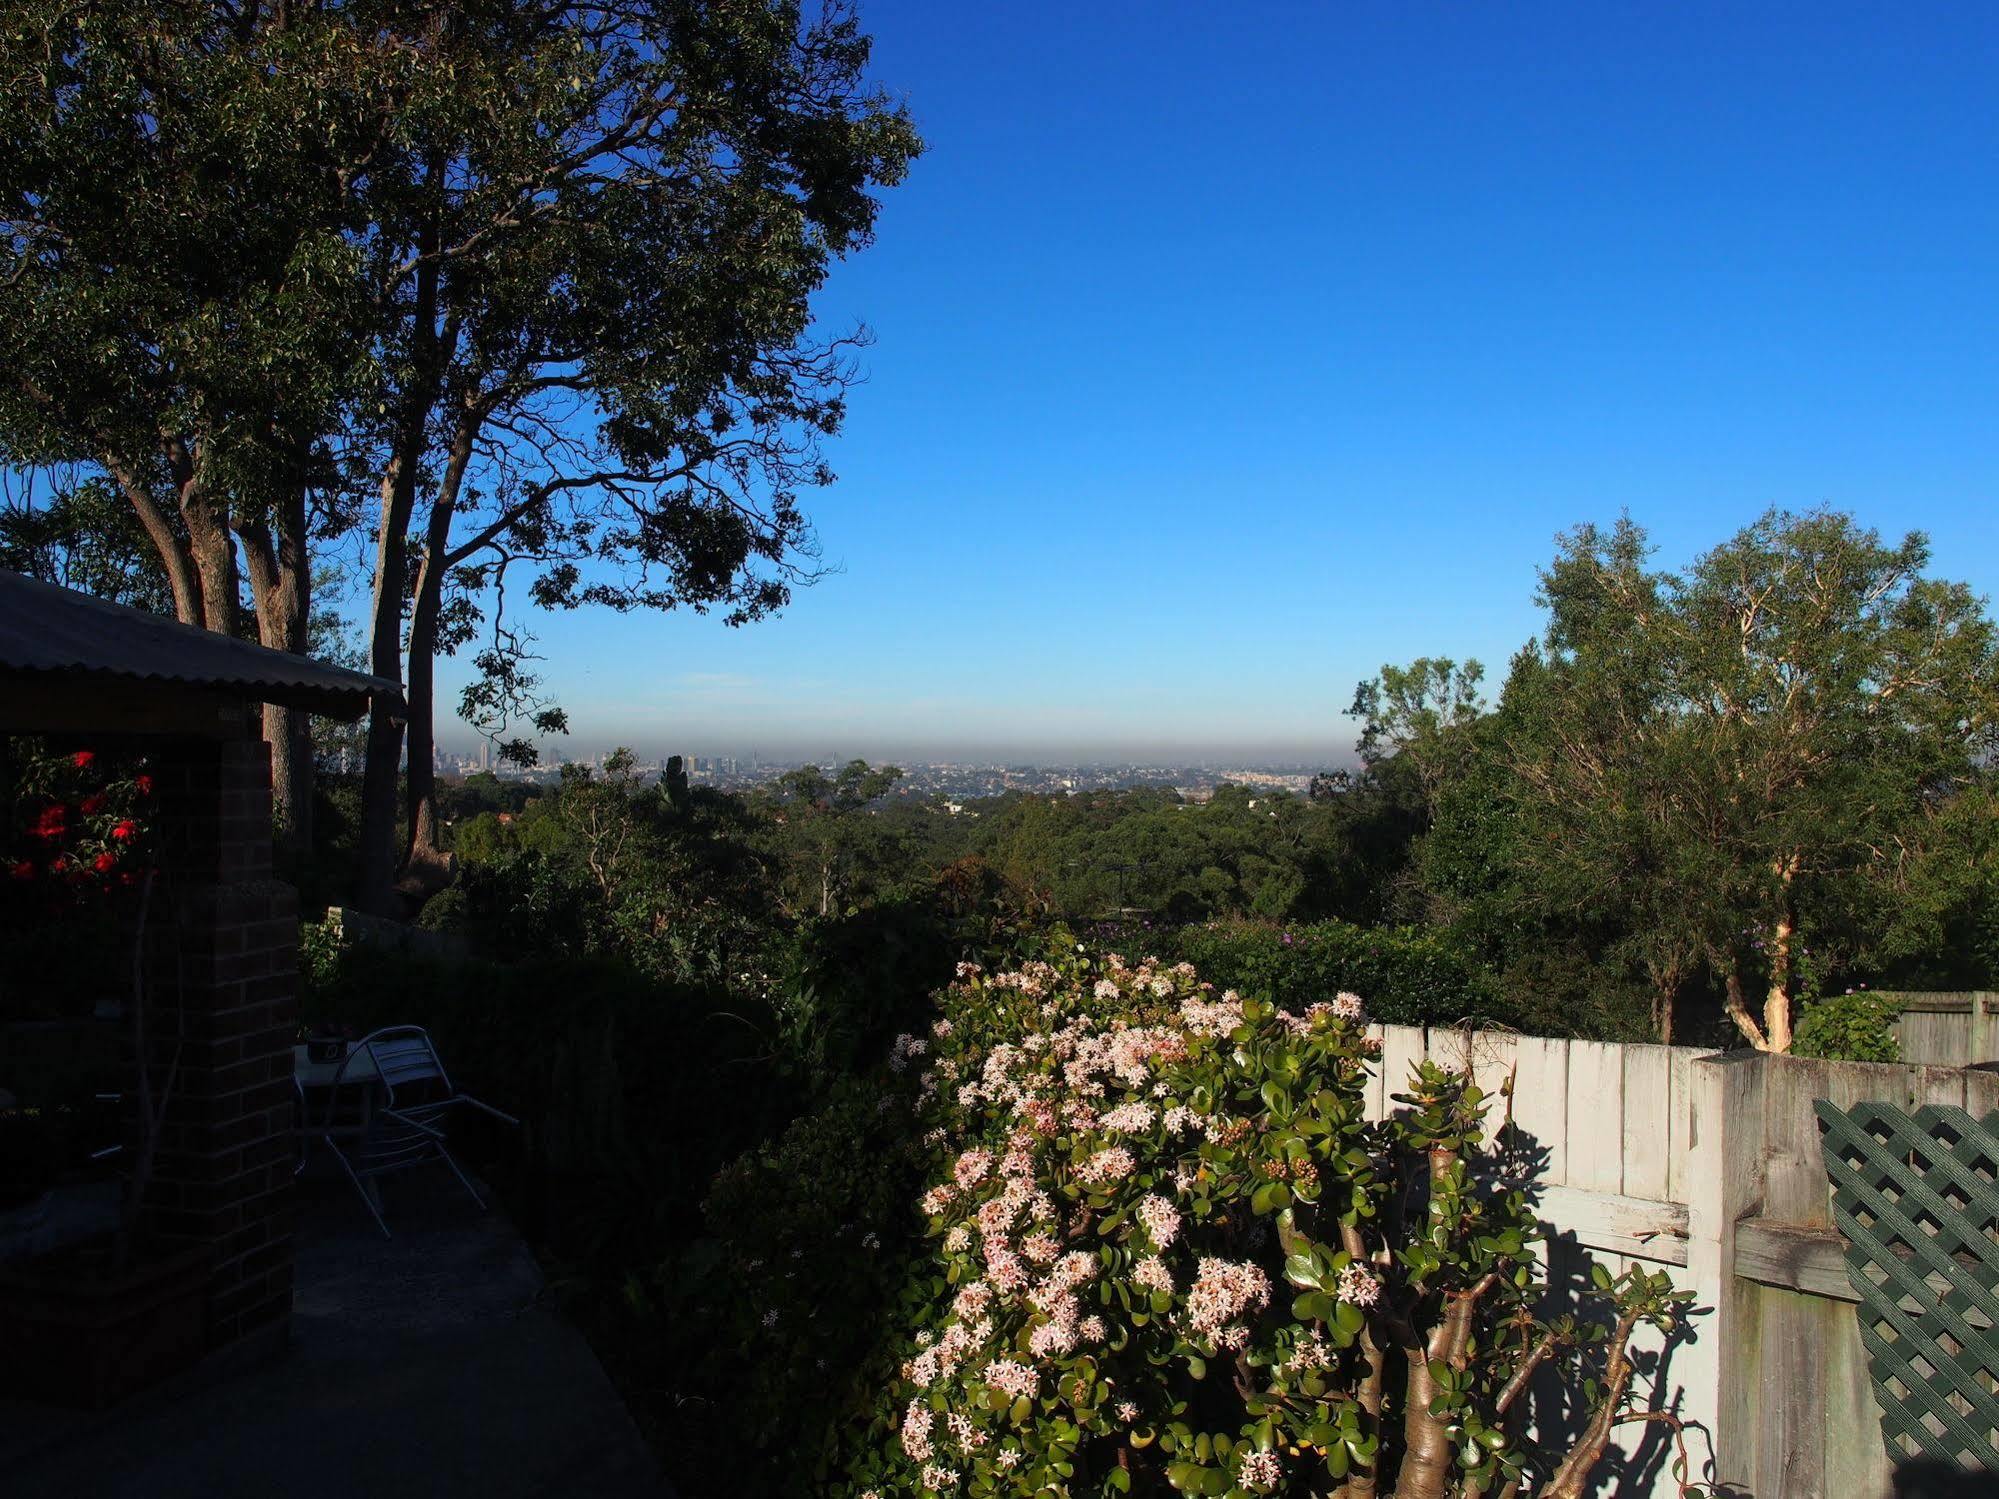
[1510, 510, 1999, 1050]
[756, 760, 905, 916]
[1, 0, 919, 913]
[347, 0, 920, 909]
[0, 0, 395, 853]
[1350, 657, 1488, 814]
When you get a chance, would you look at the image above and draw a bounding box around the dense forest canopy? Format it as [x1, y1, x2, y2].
[425, 508, 1998, 1051]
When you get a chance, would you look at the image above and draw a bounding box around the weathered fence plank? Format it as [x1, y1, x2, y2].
[1362, 1022, 1386, 1121]
[1566, 1040, 1624, 1194]
[1888, 991, 1999, 1067]
[1664, 1046, 1707, 1206]
[1510, 1034, 1569, 1184]
[1731, 1217, 1855, 1302]
[1620, 1044, 1672, 1201]
[1334, 1029, 1999, 1498]
[1537, 1183, 1689, 1264]
[1379, 1024, 1425, 1116]
[1689, 1051, 1767, 1498]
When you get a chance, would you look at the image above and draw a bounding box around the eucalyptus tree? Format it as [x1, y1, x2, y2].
[1, 0, 920, 911]
[316, 0, 919, 910]
[0, 1, 387, 849]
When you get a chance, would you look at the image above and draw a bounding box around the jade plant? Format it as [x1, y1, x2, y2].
[830, 951, 1699, 1498]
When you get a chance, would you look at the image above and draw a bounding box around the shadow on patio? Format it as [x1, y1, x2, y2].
[0, 1170, 670, 1499]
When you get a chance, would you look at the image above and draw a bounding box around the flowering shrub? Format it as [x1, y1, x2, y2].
[832, 949, 1691, 1499]
[2, 738, 155, 1021]
[3, 741, 153, 899]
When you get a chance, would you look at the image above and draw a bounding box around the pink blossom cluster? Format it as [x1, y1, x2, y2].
[1133, 1255, 1174, 1296]
[1178, 990, 1246, 1038]
[1336, 1262, 1382, 1308]
[1283, 1329, 1330, 1373]
[889, 957, 1383, 1488]
[1075, 1145, 1136, 1185]
[1184, 1256, 1272, 1341]
[901, 1401, 933, 1461]
[1239, 1449, 1283, 1490]
[1136, 1193, 1181, 1248]
[984, 1358, 1038, 1401]
[1099, 1100, 1156, 1133]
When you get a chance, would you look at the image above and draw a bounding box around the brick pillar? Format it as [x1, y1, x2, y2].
[143, 729, 298, 1353]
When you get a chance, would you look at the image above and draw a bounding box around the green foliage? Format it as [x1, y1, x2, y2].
[1792, 991, 1903, 1063]
[0, 476, 173, 614]
[690, 1079, 930, 1483]
[1167, 918, 1508, 1029]
[963, 780, 1419, 929]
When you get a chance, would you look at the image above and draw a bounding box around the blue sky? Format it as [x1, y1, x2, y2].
[447, 1, 1999, 764]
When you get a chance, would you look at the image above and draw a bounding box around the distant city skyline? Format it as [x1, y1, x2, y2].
[428, 2, 1999, 761]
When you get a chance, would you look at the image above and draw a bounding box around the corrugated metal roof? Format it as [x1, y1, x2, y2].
[0, 569, 401, 721]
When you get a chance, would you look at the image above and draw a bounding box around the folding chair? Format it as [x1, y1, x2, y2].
[320, 1026, 517, 1237]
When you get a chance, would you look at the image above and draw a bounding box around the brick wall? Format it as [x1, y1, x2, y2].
[143, 731, 296, 1352]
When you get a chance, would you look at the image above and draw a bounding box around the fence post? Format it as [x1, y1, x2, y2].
[1686, 1051, 1767, 1494]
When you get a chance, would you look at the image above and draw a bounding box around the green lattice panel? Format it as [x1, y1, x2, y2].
[1814, 1100, 1999, 1469]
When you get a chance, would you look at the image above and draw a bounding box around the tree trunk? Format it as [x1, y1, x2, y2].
[401, 543, 446, 880]
[171, 443, 239, 636]
[237, 480, 314, 864]
[401, 410, 478, 889]
[357, 459, 415, 914]
[1763, 859, 1800, 1054]
[1723, 966, 1771, 1051]
[108, 459, 203, 626]
[356, 156, 445, 915]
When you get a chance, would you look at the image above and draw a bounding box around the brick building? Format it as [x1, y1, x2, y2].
[1, 570, 399, 1386]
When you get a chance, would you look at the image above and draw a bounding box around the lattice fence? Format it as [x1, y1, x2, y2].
[1815, 1100, 1999, 1470]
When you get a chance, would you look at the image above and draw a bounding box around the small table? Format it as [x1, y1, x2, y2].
[294, 1043, 381, 1140]
[293, 1043, 379, 1090]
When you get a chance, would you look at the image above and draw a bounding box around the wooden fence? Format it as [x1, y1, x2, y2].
[1362, 1023, 1999, 1499]
[1887, 992, 1999, 1067]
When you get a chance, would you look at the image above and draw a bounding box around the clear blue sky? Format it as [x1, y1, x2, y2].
[447, 0, 1999, 765]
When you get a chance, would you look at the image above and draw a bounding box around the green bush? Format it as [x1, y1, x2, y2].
[1792, 990, 1902, 1062]
[1165, 916, 1508, 1028]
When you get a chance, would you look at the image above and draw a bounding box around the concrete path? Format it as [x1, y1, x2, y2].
[0, 1172, 669, 1498]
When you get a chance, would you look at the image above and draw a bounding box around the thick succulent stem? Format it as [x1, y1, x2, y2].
[1541, 1307, 1642, 1499]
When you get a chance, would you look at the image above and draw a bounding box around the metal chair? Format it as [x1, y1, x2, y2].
[320, 1026, 518, 1237]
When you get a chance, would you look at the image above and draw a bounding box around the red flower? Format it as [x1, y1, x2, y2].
[9, 861, 33, 881]
[80, 793, 108, 815]
[111, 820, 138, 842]
[135, 774, 155, 796]
[70, 750, 95, 768]
[93, 851, 117, 874]
[30, 804, 66, 840]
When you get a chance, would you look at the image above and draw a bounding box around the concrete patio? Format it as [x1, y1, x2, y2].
[0, 1171, 668, 1498]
